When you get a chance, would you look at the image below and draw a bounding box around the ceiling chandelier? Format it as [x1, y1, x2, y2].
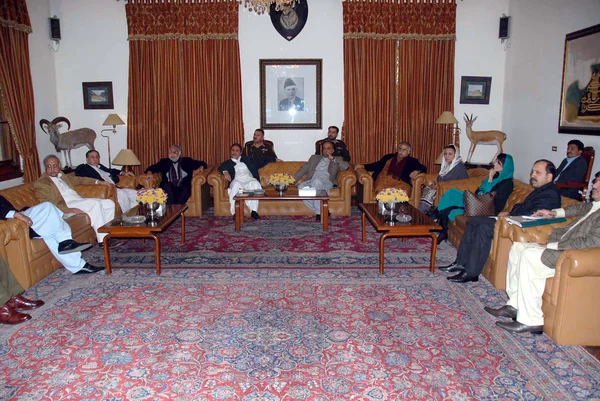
[243, 0, 299, 15]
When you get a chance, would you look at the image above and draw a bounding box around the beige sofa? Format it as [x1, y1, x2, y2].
[208, 161, 357, 216]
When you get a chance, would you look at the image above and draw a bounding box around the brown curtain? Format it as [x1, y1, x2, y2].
[0, 0, 41, 182]
[343, 0, 456, 171]
[126, 0, 243, 169]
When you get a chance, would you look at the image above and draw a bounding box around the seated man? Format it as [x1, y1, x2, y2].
[145, 144, 207, 205]
[355, 141, 426, 195]
[441, 159, 562, 283]
[485, 171, 600, 334]
[0, 255, 45, 325]
[554, 139, 588, 200]
[295, 141, 350, 220]
[34, 155, 115, 243]
[218, 143, 262, 220]
[75, 150, 138, 212]
[0, 195, 102, 275]
[315, 126, 351, 162]
[242, 128, 280, 169]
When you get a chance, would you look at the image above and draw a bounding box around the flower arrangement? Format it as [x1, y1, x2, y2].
[376, 187, 409, 203]
[136, 188, 168, 205]
[268, 173, 296, 185]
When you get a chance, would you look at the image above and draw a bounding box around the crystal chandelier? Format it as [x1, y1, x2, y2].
[243, 0, 299, 15]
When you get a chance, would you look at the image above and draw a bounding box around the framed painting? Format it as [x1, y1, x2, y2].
[558, 23, 600, 136]
[260, 59, 322, 129]
[82, 81, 114, 110]
[460, 76, 492, 105]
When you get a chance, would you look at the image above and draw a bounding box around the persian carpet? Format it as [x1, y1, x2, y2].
[83, 211, 457, 270]
[1, 269, 598, 401]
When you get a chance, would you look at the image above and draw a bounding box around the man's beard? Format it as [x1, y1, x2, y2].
[169, 156, 179, 163]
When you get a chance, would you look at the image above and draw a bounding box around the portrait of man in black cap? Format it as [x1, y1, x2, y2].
[278, 77, 304, 111]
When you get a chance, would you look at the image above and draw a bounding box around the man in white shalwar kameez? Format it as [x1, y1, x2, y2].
[218, 143, 262, 219]
[34, 155, 116, 243]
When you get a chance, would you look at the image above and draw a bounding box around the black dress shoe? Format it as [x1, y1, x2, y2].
[447, 271, 479, 283]
[251, 211, 260, 220]
[436, 232, 448, 245]
[439, 262, 464, 273]
[496, 320, 543, 335]
[484, 305, 517, 320]
[58, 240, 93, 254]
[315, 214, 321, 221]
[74, 263, 105, 275]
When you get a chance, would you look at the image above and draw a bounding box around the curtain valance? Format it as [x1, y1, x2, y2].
[0, 0, 32, 34]
[343, 0, 456, 40]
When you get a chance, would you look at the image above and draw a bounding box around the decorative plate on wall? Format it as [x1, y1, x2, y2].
[269, 0, 308, 42]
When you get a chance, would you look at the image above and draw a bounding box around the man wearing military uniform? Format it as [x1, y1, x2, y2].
[242, 129, 280, 169]
[315, 125, 351, 162]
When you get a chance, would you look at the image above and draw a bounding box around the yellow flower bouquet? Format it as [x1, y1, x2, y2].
[268, 173, 296, 186]
[376, 187, 409, 203]
[136, 188, 168, 205]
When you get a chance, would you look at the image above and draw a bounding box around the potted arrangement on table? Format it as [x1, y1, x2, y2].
[136, 188, 168, 221]
[268, 173, 296, 196]
[376, 187, 409, 222]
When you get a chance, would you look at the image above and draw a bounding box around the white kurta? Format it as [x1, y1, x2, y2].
[227, 159, 262, 215]
[89, 165, 138, 212]
[298, 157, 333, 214]
[51, 175, 115, 242]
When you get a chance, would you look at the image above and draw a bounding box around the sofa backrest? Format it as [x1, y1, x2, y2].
[502, 179, 581, 213]
[0, 183, 40, 210]
[258, 161, 306, 187]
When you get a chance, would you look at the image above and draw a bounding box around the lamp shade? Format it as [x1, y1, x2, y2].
[102, 114, 126, 126]
[112, 149, 141, 166]
[435, 111, 459, 125]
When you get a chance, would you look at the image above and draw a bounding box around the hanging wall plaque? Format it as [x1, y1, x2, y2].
[269, 0, 308, 42]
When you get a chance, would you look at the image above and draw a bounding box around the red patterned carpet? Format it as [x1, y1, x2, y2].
[1, 269, 599, 400]
[84, 212, 457, 270]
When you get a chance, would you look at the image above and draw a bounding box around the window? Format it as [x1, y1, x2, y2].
[0, 101, 23, 181]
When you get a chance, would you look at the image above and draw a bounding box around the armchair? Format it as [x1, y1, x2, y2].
[555, 146, 595, 201]
[508, 224, 600, 345]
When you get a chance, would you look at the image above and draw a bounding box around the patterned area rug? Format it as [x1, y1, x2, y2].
[84, 211, 457, 270]
[1, 269, 598, 400]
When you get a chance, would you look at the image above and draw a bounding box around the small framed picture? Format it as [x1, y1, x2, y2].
[460, 76, 492, 105]
[260, 59, 322, 129]
[82, 81, 114, 110]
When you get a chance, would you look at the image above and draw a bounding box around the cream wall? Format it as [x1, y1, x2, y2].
[502, 0, 600, 182]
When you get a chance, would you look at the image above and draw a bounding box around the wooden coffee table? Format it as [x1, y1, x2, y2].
[358, 202, 442, 274]
[234, 188, 329, 232]
[98, 204, 188, 275]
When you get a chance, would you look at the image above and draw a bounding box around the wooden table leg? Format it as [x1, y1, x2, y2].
[379, 233, 392, 274]
[429, 233, 437, 273]
[152, 234, 161, 275]
[361, 212, 366, 243]
[103, 235, 112, 275]
[322, 200, 329, 231]
[235, 200, 242, 232]
[181, 212, 185, 244]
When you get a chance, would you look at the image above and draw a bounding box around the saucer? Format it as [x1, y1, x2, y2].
[396, 214, 412, 223]
[123, 215, 146, 224]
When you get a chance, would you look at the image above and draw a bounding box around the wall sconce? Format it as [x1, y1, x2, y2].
[101, 114, 126, 169]
[434, 111, 461, 164]
[112, 149, 141, 174]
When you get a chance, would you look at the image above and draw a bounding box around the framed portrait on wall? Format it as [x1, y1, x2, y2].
[459, 76, 492, 105]
[260, 59, 322, 129]
[82, 81, 114, 110]
[558, 23, 600, 136]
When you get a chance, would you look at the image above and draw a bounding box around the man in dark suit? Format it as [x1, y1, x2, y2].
[485, 171, 600, 334]
[0, 195, 101, 274]
[75, 150, 138, 212]
[315, 126, 351, 162]
[441, 160, 562, 283]
[295, 141, 350, 220]
[218, 143, 261, 219]
[145, 144, 207, 205]
[0, 255, 44, 325]
[554, 139, 588, 199]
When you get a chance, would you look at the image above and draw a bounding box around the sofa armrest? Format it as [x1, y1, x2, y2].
[207, 169, 228, 204]
[508, 219, 573, 243]
[192, 166, 212, 188]
[0, 223, 9, 261]
[336, 169, 357, 190]
[355, 167, 374, 202]
[559, 248, 600, 278]
[435, 177, 481, 205]
[75, 184, 113, 199]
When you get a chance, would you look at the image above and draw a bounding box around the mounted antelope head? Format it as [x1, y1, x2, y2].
[463, 113, 507, 163]
[39, 116, 96, 167]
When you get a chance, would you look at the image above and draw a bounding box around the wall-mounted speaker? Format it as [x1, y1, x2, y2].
[499, 16, 510, 40]
[49, 17, 61, 41]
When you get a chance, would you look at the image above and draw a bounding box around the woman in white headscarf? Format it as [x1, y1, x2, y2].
[418, 144, 468, 213]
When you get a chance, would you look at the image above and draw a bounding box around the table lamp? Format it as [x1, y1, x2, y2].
[112, 149, 141, 174]
[101, 114, 126, 169]
[434, 111, 460, 164]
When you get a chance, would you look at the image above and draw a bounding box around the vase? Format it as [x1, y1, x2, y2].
[145, 202, 160, 221]
[273, 183, 289, 196]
